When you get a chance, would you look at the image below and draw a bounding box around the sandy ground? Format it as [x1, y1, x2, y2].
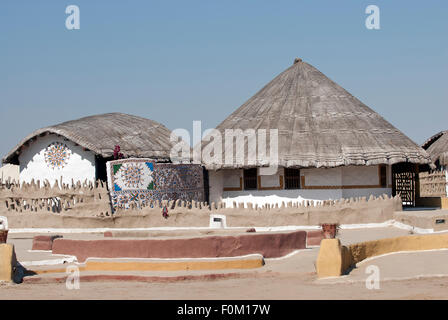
[1, 226, 448, 300]
[1, 272, 448, 300]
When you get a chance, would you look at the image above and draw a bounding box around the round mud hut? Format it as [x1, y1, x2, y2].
[202, 58, 432, 207]
[422, 130, 448, 170]
[2, 113, 177, 185]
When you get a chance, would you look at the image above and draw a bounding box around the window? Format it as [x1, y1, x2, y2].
[380, 165, 387, 187]
[243, 168, 258, 190]
[284, 168, 301, 189]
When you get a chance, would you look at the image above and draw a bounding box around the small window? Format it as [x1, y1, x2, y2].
[285, 168, 301, 189]
[243, 168, 258, 190]
[380, 165, 387, 187]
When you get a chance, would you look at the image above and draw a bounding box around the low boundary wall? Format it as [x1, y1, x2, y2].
[2, 188, 402, 229]
[32, 235, 63, 251]
[306, 230, 325, 246]
[27, 255, 265, 274]
[0, 179, 110, 216]
[316, 234, 448, 278]
[394, 210, 448, 231]
[52, 231, 307, 262]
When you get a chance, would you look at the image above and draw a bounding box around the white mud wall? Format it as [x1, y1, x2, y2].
[0, 164, 19, 182]
[18, 134, 96, 185]
[209, 165, 392, 208]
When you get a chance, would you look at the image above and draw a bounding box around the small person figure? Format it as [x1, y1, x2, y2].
[113, 145, 124, 160]
[162, 205, 169, 219]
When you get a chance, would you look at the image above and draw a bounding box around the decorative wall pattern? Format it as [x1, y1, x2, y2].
[112, 161, 154, 191]
[44, 142, 72, 170]
[19, 134, 96, 185]
[107, 159, 204, 211]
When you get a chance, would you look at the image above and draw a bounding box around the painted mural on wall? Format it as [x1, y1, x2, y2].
[112, 161, 154, 190]
[44, 142, 72, 170]
[107, 158, 204, 211]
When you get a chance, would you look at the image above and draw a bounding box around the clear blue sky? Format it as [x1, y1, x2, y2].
[1, 0, 447, 159]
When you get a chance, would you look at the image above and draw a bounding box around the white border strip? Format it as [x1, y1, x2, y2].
[391, 221, 434, 234]
[9, 227, 215, 234]
[83, 253, 265, 263]
[19, 253, 265, 267]
[9, 226, 320, 234]
[339, 220, 395, 229]
[264, 249, 311, 261]
[318, 273, 448, 284]
[355, 248, 448, 266]
[8, 220, 447, 235]
[19, 256, 77, 267]
[316, 248, 448, 281]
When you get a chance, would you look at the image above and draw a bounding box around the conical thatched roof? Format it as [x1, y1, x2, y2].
[202, 58, 431, 169]
[3, 113, 176, 164]
[422, 130, 448, 166]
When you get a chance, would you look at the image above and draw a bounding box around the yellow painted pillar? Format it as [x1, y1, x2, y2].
[0, 244, 15, 282]
[316, 239, 344, 278]
[316, 239, 353, 278]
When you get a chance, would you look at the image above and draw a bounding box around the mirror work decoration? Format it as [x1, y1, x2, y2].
[107, 158, 204, 211]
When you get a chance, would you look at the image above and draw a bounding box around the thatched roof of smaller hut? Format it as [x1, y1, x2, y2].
[3, 113, 176, 164]
[422, 130, 448, 166]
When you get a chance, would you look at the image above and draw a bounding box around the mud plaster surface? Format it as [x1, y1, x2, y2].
[2, 249, 448, 300]
[3, 196, 400, 229]
[51, 231, 308, 262]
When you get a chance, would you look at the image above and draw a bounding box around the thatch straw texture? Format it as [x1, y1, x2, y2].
[422, 130, 448, 166]
[202, 59, 431, 169]
[3, 113, 175, 164]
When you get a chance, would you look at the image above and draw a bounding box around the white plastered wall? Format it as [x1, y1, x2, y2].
[302, 167, 342, 186]
[209, 165, 392, 208]
[0, 164, 20, 182]
[223, 169, 243, 189]
[208, 170, 224, 204]
[18, 134, 96, 185]
[341, 165, 378, 186]
[445, 167, 448, 197]
[259, 168, 283, 188]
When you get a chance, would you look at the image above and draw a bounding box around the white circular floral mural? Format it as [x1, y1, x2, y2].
[44, 142, 72, 170]
[113, 162, 154, 190]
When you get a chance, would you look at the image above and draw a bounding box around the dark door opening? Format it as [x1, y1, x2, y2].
[243, 168, 258, 190]
[95, 156, 111, 183]
[392, 163, 417, 207]
[203, 167, 210, 204]
[284, 168, 301, 189]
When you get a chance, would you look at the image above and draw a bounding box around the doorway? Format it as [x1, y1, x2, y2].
[392, 163, 417, 207]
